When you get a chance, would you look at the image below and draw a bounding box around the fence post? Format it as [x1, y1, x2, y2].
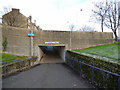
[29, 59, 31, 66]
[118, 77, 120, 90]
[80, 61, 82, 75]
[92, 67, 94, 83]
[4, 63, 6, 75]
[19, 61, 21, 71]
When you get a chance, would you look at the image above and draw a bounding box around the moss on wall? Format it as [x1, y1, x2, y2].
[2, 57, 38, 76]
[65, 50, 120, 88]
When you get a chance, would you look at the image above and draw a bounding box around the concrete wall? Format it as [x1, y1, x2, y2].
[38, 47, 44, 60]
[2, 25, 113, 57]
[33, 30, 70, 57]
[0, 25, 2, 90]
[71, 31, 113, 49]
[2, 26, 31, 56]
[33, 30, 113, 51]
[57, 46, 66, 61]
[0, 25, 2, 52]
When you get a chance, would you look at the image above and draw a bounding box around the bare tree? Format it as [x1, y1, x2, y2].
[1, 7, 28, 28]
[104, 1, 119, 41]
[92, 0, 111, 32]
[69, 24, 75, 31]
[79, 25, 95, 32]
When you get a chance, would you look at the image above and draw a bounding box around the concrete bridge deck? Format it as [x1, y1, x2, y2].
[2, 63, 94, 88]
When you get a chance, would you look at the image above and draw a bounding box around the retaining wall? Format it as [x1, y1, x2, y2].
[2, 25, 113, 57]
[2, 26, 31, 56]
[65, 50, 120, 88]
[1, 57, 38, 76]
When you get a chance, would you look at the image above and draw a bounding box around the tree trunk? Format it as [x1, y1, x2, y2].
[101, 20, 104, 32]
[113, 31, 118, 41]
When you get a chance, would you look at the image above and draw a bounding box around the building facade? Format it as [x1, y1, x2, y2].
[2, 8, 41, 30]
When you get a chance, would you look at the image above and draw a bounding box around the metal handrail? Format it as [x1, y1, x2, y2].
[1, 56, 38, 75]
[80, 61, 120, 77]
[0, 57, 37, 64]
[66, 57, 120, 89]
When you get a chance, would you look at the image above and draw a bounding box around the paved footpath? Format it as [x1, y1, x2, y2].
[2, 63, 94, 88]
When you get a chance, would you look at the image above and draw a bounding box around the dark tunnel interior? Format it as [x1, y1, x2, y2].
[39, 46, 65, 63]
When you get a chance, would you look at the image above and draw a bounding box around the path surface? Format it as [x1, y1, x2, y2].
[2, 63, 94, 88]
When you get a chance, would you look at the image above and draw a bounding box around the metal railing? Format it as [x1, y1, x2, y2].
[66, 56, 120, 89]
[0, 57, 37, 75]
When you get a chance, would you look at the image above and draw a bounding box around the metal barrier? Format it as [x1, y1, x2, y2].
[66, 57, 120, 89]
[0, 57, 37, 75]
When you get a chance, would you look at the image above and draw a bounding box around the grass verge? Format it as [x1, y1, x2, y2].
[73, 44, 120, 61]
[0, 53, 29, 62]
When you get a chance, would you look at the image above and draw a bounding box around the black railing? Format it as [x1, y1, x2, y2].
[0, 57, 37, 75]
[66, 56, 120, 89]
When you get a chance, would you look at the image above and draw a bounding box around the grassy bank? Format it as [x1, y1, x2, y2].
[73, 44, 120, 60]
[0, 53, 29, 62]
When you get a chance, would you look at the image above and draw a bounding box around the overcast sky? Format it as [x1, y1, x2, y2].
[0, 0, 114, 32]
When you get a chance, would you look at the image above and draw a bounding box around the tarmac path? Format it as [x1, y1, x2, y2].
[2, 63, 94, 88]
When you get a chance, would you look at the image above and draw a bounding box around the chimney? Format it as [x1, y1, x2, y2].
[12, 8, 20, 13]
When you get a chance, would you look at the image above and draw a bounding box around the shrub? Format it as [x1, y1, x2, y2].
[2, 37, 8, 51]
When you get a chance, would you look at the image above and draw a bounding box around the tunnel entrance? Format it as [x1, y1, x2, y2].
[39, 45, 66, 64]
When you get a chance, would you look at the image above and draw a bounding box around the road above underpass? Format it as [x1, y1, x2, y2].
[2, 63, 94, 88]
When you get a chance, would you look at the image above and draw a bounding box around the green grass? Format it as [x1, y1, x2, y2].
[73, 44, 120, 60]
[0, 53, 29, 62]
[114, 41, 120, 45]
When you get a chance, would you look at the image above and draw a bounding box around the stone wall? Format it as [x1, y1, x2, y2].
[2, 25, 113, 57]
[1, 57, 38, 77]
[65, 50, 120, 88]
[2, 8, 28, 29]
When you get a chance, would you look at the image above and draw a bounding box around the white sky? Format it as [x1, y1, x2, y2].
[0, 0, 117, 32]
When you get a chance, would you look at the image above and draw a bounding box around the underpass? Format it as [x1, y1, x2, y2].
[2, 45, 95, 88]
[39, 44, 66, 63]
